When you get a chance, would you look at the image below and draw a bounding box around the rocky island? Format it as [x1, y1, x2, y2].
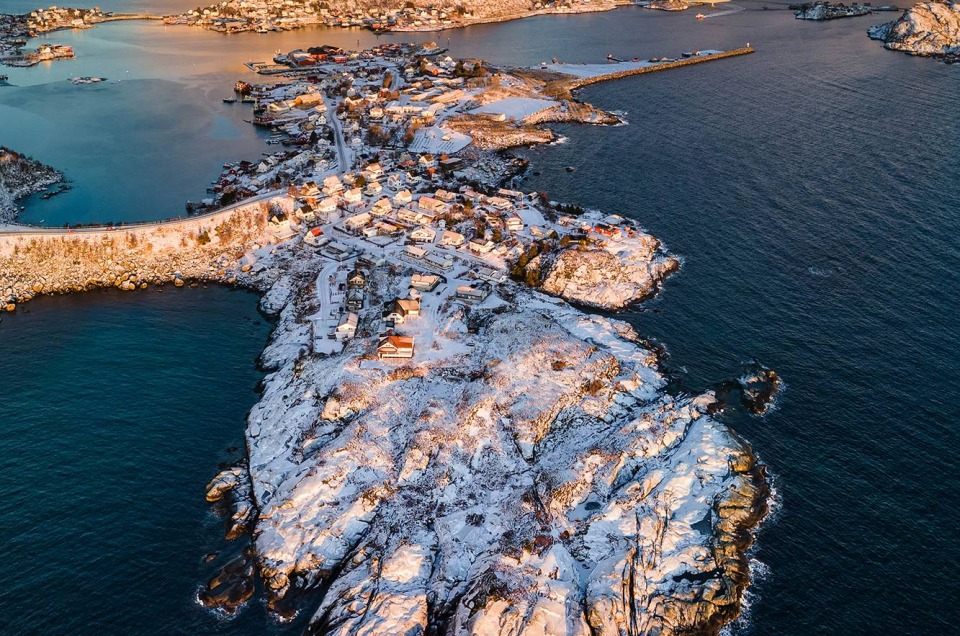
[0, 147, 62, 224]
[794, 1, 874, 20]
[868, 0, 960, 59]
[0, 44, 774, 634]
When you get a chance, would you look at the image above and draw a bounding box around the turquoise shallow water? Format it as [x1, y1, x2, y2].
[1, 3, 959, 634]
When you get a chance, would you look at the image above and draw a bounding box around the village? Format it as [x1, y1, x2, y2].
[1, 6, 128, 66]
[198, 43, 667, 363]
[163, 0, 614, 33]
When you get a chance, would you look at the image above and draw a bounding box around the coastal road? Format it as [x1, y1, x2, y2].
[324, 94, 350, 175]
[0, 188, 285, 237]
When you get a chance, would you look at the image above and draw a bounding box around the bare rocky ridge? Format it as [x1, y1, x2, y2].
[0, 148, 62, 223]
[869, 0, 960, 58]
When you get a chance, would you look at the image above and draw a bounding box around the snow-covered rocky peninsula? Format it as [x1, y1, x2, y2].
[1, 43, 774, 635]
[199, 201, 769, 635]
[869, 0, 960, 58]
[0, 148, 62, 223]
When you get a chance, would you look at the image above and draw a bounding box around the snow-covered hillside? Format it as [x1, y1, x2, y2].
[202, 232, 768, 635]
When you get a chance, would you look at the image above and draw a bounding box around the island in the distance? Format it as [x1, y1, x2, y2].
[0, 43, 776, 635]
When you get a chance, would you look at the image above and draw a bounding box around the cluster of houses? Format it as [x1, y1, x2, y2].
[326, 263, 422, 360]
[292, 170, 547, 267]
[22, 6, 108, 34]
[164, 0, 475, 33]
[165, 0, 608, 33]
[1, 7, 93, 64]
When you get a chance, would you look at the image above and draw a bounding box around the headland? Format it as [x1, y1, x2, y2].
[1, 41, 774, 636]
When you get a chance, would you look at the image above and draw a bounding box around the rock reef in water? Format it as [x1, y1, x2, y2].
[869, 0, 960, 58]
[196, 225, 771, 635]
[0, 148, 62, 223]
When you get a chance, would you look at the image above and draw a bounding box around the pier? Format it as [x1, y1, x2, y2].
[544, 46, 755, 97]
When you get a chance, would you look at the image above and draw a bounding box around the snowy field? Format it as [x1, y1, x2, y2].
[470, 97, 559, 121]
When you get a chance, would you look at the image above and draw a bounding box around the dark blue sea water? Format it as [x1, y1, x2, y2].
[0, 289, 280, 635]
[514, 12, 960, 634]
[1, 3, 958, 634]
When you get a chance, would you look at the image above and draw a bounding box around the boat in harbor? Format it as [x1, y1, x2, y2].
[241, 96, 256, 104]
[223, 97, 237, 103]
[0, 74, 9, 85]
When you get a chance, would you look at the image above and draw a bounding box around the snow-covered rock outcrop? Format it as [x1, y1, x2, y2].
[869, 1, 960, 57]
[207, 240, 768, 635]
[535, 231, 680, 310]
[0, 147, 62, 223]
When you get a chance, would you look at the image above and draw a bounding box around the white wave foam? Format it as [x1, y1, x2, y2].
[721, 557, 769, 635]
[719, 463, 781, 635]
[193, 588, 243, 622]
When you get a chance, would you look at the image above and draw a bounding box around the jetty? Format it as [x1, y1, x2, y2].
[543, 46, 755, 97]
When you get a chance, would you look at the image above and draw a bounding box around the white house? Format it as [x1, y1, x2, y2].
[322, 174, 344, 194]
[370, 197, 393, 217]
[343, 187, 364, 206]
[423, 252, 453, 272]
[440, 230, 465, 247]
[387, 173, 404, 190]
[410, 226, 437, 243]
[417, 196, 448, 215]
[361, 162, 384, 181]
[377, 334, 414, 358]
[505, 215, 524, 232]
[393, 189, 413, 206]
[336, 312, 358, 341]
[344, 212, 372, 232]
[317, 196, 339, 214]
[455, 283, 491, 303]
[468, 238, 495, 254]
[405, 245, 427, 260]
[410, 273, 441, 291]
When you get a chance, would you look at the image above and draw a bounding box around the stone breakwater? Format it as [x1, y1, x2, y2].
[0, 195, 290, 312]
[565, 48, 755, 91]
